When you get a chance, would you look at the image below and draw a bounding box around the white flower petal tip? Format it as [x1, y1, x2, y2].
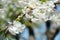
[8, 21, 26, 35]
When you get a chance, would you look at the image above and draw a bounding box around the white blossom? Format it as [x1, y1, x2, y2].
[8, 21, 26, 35]
[0, 0, 60, 34]
[49, 0, 58, 3]
[22, 0, 56, 23]
[31, 18, 39, 23]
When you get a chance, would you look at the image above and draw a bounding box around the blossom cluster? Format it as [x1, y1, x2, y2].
[0, 0, 59, 35]
[0, 0, 26, 35]
[22, 0, 58, 23]
[8, 21, 25, 35]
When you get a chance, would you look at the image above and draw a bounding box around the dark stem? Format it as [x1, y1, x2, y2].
[16, 34, 19, 40]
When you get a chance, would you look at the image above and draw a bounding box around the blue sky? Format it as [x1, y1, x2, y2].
[56, 6, 60, 12]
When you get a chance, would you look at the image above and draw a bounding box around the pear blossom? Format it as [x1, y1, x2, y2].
[8, 21, 26, 35]
[22, 0, 56, 23]
[49, 0, 58, 3]
[0, 0, 60, 35]
[0, 9, 6, 19]
[31, 18, 39, 23]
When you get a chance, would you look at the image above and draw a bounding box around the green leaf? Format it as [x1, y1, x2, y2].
[0, 18, 8, 32]
[5, 34, 16, 40]
[0, 3, 3, 8]
[40, 0, 47, 2]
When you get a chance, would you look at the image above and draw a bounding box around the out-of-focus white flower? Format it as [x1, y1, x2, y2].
[53, 15, 60, 25]
[0, 0, 60, 31]
[31, 18, 39, 23]
[18, 0, 28, 8]
[22, 7, 31, 14]
[22, 0, 56, 23]
[47, 14, 60, 25]
[27, 2, 37, 9]
[25, 14, 33, 19]
[18, 0, 39, 8]
[8, 21, 26, 35]
[54, 0, 58, 3]
[0, 9, 6, 19]
[49, 0, 58, 3]
[1, 0, 12, 3]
